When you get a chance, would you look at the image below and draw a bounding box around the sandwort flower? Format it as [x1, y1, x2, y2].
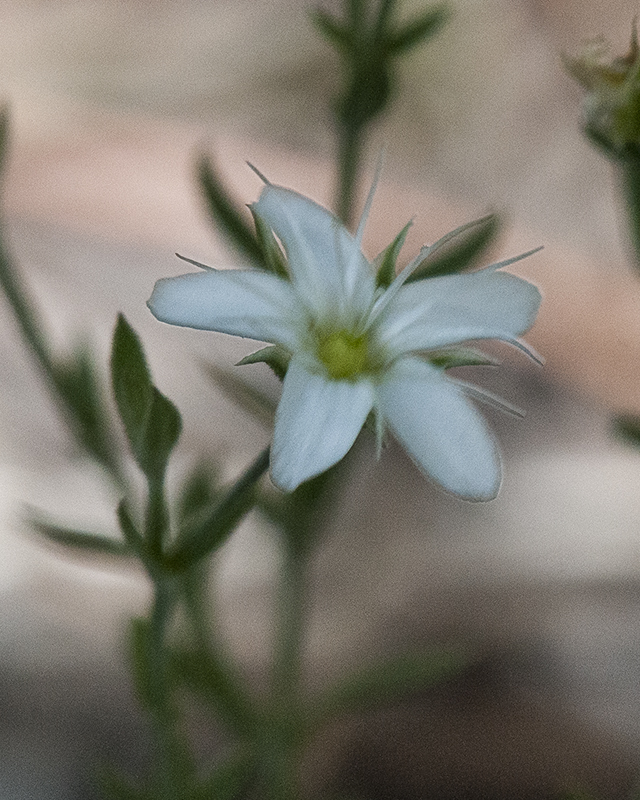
[148, 174, 541, 500]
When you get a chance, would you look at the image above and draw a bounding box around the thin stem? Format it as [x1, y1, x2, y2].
[336, 123, 363, 227]
[148, 578, 195, 799]
[262, 538, 309, 800]
[619, 153, 640, 271]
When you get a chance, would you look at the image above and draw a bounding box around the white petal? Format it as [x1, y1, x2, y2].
[253, 185, 376, 321]
[148, 269, 300, 348]
[376, 269, 541, 356]
[377, 357, 501, 500]
[270, 358, 374, 491]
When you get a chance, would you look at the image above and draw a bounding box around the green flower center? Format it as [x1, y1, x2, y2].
[316, 329, 371, 380]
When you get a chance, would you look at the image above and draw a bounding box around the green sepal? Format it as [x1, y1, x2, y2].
[28, 512, 129, 557]
[165, 448, 270, 572]
[309, 648, 469, 729]
[236, 345, 290, 381]
[196, 154, 265, 266]
[111, 315, 182, 482]
[426, 346, 500, 370]
[374, 219, 412, 288]
[405, 213, 500, 282]
[202, 361, 277, 425]
[189, 751, 256, 800]
[170, 647, 258, 738]
[613, 413, 640, 447]
[249, 205, 290, 278]
[386, 3, 451, 55]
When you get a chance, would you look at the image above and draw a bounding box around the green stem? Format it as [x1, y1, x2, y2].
[148, 578, 194, 799]
[336, 122, 363, 227]
[262, 537, 309, 800]
[619, 153, 640, 271]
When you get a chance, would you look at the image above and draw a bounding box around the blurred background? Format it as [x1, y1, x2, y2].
[3, 0, 640, 798]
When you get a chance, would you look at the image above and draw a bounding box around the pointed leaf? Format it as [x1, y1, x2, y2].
[0, 106, 9, 183]
[171, 647, 257, 737]
[375, 219, 412, 288]
[98, 767, 152, 800]
[310, 648, 469, 726]
[165, 448, 270, 572]
[138, 387, 182, 483]
[387, 4, 451, 55]
[117, 500, 145, 552]
[178, 460, 221, 526]
[203, 360, 276, 425]
[29, 515, 129, 556]
[236, 345, 290, 381]
[405, 213, 500, 282]
[196, 155, 265, 265]
[111, 315, 153, 458]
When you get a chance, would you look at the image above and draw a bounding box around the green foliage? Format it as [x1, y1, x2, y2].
[236, 345, 291, 381]
[310, 648, 469, 726]
[202, 360, 277, 424]
[196, 154, 265, 266]
[29, 514, 130, 557]
[374, 219, 412, 287]
[165, 448, 270, 572]
[190, 751, 256, 800]
[249, 206, 290, 278]
[405, 213, 500, 282]
[111, 315, 181, 483]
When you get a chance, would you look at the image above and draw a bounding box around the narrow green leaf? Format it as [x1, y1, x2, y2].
[387, 4, 451, 55]
[171, 648, 257, 737]
[236, 345, 290, 381]
[249, 205, 289, 278]
[52, 344, 120, 478]
[405, 213, 500, 282]
[196, 155, 264, 265]
[111, 314, 153, 459]
[375, 219, 412, 288]
[310, 9, 351, 50]
[29, 515, 129, 556]
[202, 361, 276, 425]
[117, 500, 145, 552]
[166, 448, 270, 572]
[310, 648, 469, 726]
[138, 387, 182, 483]
[178, 460, 221, 527]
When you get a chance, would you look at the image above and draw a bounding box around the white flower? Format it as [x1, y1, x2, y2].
[148, 178, 541, 500]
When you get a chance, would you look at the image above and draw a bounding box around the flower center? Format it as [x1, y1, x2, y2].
[316, 329, 371, 380]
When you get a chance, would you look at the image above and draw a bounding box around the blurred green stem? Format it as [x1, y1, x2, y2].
[148, 578, 194, 798]
[619, 153, 640, 270]
[336, 123, 363, 226]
